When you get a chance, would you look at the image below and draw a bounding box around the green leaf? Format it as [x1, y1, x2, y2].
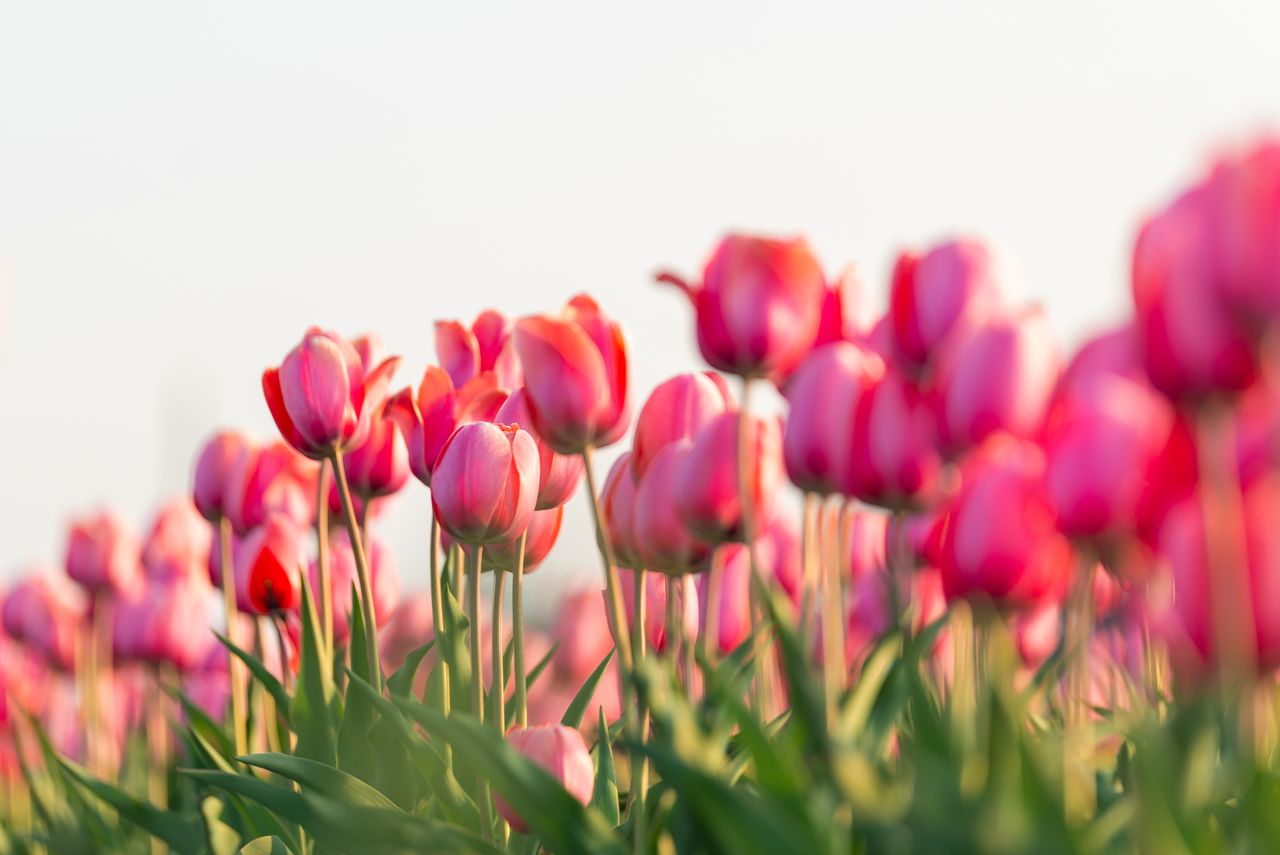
[239, 837, 295, 855]
[506, 640, 559, 724]
[338, 583, 377, 779]
[437, 555, 472, 707]
[562, 649, 614, 729]
[291, 575, 337, 765]
[58, 757, 206, 855]
[388, 638, 437, 697]
[236, 753, 399, 810]
[836, 632, 901, 744]
[167, 683, 235, 760]
[591, 705, 620, 827]
[202, 795, 244, 855]
[216, 630, 291, 727]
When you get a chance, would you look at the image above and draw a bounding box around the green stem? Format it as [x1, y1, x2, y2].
[329, 450, 383, 690]
[468, 546, 494, 839]
[580, 447, 635, 673]
[428, 516, 453, 770]
[492, 569, 509, 845]
[315, 459, 333, 668]
[513, 533, 529, 728]
[735, 378, 767, 713]
[631, 569, 650, 855]
[219, 517, 248, 758]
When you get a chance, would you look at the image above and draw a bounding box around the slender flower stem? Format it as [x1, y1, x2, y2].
[735, 377, 768, 712]
[631, 569, 650, 855]
[799, 492, 819, 647]
[329, 450, 382, 690]
[272, 613, 293, 694]
[512, 533, 529, 728]
[580, 447, 634, 672]
[1064, 553, 1096, 821]
[467, 546, 494, 839]
[147, 666, 169, 855]
[819, 499, 842, 725]
[665, 576, 679, 667]
[682, 576, 697, 699]
[218, 517, 248, 757]
[428, 517, 452, 739]
[315, 459, 333, 666]
[491, 568, 509, 846]
[257, 619, 282, 754]
[704, 551, 722, 664]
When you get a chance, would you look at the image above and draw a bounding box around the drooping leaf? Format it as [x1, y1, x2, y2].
[236, 753, 399, 810]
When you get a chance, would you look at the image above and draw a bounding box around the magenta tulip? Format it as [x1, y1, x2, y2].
[66, 509, 142, 598]
[223, 440, 317, 536]
[141, 498, 212, 586]
[192, 430, 256, 522]
[631, 372, 734, 481]
[1203, 140, 1280, 319]
[495, 387, 583, 509]
[234, 513, 303, 615]
[697, 545, 753, 654]
[677, 411, 785, 545]
[634, 441, 714, 575]
[889, 237, 1004, 368]
[848, 367, 943, 510]
[431, 422, 539, 546]
[435, 309, 523, 391]
[337, 402, 410, 501]
[496, 725, 594, 833]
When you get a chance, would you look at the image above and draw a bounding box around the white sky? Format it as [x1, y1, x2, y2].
[2, 2, 1278, 617]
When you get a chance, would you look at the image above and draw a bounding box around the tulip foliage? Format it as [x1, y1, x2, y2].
[7, 139, 1280, 854]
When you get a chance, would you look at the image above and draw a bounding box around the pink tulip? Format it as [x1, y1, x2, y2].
[141, 498, 213, 586]
[192, 430, 256, 521]
[308, 529, 399, 645]
[1203, 140, 1280, 319]
[482, 506, 564, 574]
[495, 388, 584, 509]
[599, 452, 644, 569]
[66, 509, 142, 597]
[337, 402, 410, 500]
[514, 295, 630, 454]
[223, 440, 317, 536]
[811, 267, 876, 353]
[677, 411, 785, 545]
[657, 234, 827, 379]
[263, 327, 401, 460]
[617, 569, 699, 654]
[431, 422, 539, 546]
[783, 342, 884, 496]
[379, 591, 436, 674]
[939, 436, 1073, 610]
[844, 568, 948, 667]
[697, 545, 753, 654]
[496, 725, 594, 833]
[113, 579, 215, 672]
[234, 513, 303, 614]
[634, 441, 715, 575]
[762, 515, 803, 606]
[388, 367, 508, 487]
[549, 588, 616, 686]
[2, 573, 85, 671]
[632, 372, 735, 481]
[848, 367, 944, 510]
[935, 306, 1060, 455]
[848, 509, 891, 578]
[435, 309, 523, 391]
[182, 646, 231, 725]
[889, 238, 1004, 368]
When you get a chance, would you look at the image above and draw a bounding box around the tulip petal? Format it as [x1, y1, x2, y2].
[435, 320, 480, 390]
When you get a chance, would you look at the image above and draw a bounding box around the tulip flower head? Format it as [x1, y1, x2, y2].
[496, 725, 595, 833]
[632, 371, 734, 481]
[599, 451, 644, 569]
[676, 411, 785, 545]
[192, 430, 256, 522]
[848, 366, 944, 510]
[435, 309, 523, 391]
[482, 505, 564, 574]
[66, 509, 143, 598]
[634, 440, 715, 575]
[431, 421, 539, 546]
[2, 573, 85, 671]
[223, 440, 317, 536]
[387, 366, 508, 487]
[495, 387, 584, 509]
[141, 497, 213, 585]
[235, 513, 303, 614]
[113, 579, 215, 672]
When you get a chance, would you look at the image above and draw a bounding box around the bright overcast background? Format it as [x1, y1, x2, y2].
[2, 2, 1278, 616]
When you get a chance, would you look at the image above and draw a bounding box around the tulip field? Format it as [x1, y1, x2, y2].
[5, 138, 1280, 854]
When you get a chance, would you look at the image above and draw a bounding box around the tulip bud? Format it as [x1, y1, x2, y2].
[308, 529, 399, 646]
[142, 498, 212, 586]
[599, 452, 643, 569]
[514, 295, 629, 454]
[435, 309, 523, 391]
[2, 573, 85, 671]
[848, 367, 944, 510]
[657, 234, 827, 379]
[482, 506, 564, 574]
[889, 237, 1004, 368]
[192, 430, 256, 521]
[495, 725, 595, 833]
[783, 342, 883, 496]
[388, 368, 508, 487]
[263, 327, 401, 460]
[677, 411, 785, 545]
[66, 509, 142, 598]
[338, 404, 410, 500]
[633, 441, 714, 575]
[495, 388, 584, 509]
[234, 513, 303, 614]
[223, 440, 317, 536]
[1203, 140, 1280, 319]
[632, 372, 734, 481]
[431, 422, 539, 546]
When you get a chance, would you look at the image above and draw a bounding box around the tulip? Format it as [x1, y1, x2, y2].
[617, 569, 699, 654]
[677, 411, 785, 545]
[848, 367, 944, 510]
[888, 237, 1005, 369]
[262, 327, 401, 460]
[337, 402, 410, 501]
[632, 372, 735, 481]
[495, 387, 583, 509]
[183, 646, 231, 725]
[379, 591, 436, 675]
[1203, 140, 1280, 320]
[599, 452, 644, 569]
[113, 579, 215, 672]
[849, 509, 891, 578]
[435, 309, 523, 391]
[845, 568, 948, 668]
[548, 588, 617, 686]
[234, 513, 304, 615]
[388, 367, 508, 487]
[308, 529, 400, 646]
[513, 295, 630, 454]
[482, 506, 564, 574]
[1014, 599, 1062, 668]
[193, 430, 256, 522]
[495, 725, 595, 833]
[697, 544, 753, 655]
[633, 441, 714, 574]
[431, 421, 540, 546]
[2, 573, 85, 671]
[223, 440, 317, 536]
[939, 436, 1073, 610]
[141, 498, 212, 585]
[812, 266, 876, 353]
[762, 515, 803, 607]
[935, 306, 1060, 455]
[66, 509, 142, 598]
[656, 234, 827, 379]
[783, 342, 884, 496]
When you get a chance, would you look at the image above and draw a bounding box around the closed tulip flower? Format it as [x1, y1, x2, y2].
[514, 295, 629, 454]
[338, 403, 410, 500]
[677, 411, 784, 545]
[889, 237, 1005, 368]
[223, 440, 317, 536]
[848, 367, 944, 510]
[783, 342, 884, 496]
[697, 544, 753, 655]
[600, 452, 644, 569]
[235, 513, 304, 615]
[496, 725, 594, 833]
[141, 498, 212, 585]
[113, 579, 215, 672]
[940, 436, 1073, 610]
[483, 506, 564, 574]
[936, 306, 1060, 455]
[431, 422, 539, 546]
[495, 388, 583, 509]
[66, 509, 142, 597]
[388, 367, 508, 487]
[308, 529, 400, 645]
[193, 430, 256, 522]
[632, 372, 734, 481]
[435, 309, 523, 391]
[263, 327, 401, 460]
[2, 573, 85, 671]
[1203, 140, 1280, 319]
[634, 441, 715, 574]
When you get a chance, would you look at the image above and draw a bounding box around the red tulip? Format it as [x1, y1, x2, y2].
[496, 725, 594, 833]
[848, 367, 943, 510]
[939, 436, 1073, 609]
[783, 342, 884, 496]
[234, 513, 303, 614]
[435, 309, 523, 391]
[514, 295, 629, 454]
[142, 498, 213, 586]
[634, 441, 714, 575]
[482, 506, 564, 574]
[388, 367, 508, 487]
[192, 430, 256, 521]
[677, 411, 785, 545]
[223, 440, 317, 536]
[657, 234, 827, 379]
[599, 452, 644, 569]
[632, 372, 734, 482]
[935, 306, 1060, 455]
[308, 529, 400, 645]
[263, 327, 401, 460]
[431, 422, 539, 546]
[2, 573, 85, 671]
[811, 267, 876, 353]
[889, 238, 1004, 369]
[495, 387, 584, 509]
[66, 509, 142, 597]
